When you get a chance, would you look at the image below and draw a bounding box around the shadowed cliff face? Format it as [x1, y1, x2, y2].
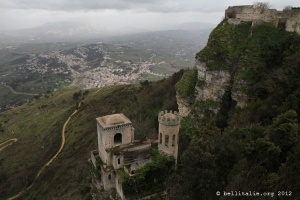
[195, 21, 251, 114]
[191, 20, 300, 122]
[176, 21, 252, 119]
[170, 16, 300, 199]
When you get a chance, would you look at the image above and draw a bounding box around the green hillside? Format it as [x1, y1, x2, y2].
[169, 21, 300, 199]
[0, 70, 183, 200]
[1, 18, 300, 200]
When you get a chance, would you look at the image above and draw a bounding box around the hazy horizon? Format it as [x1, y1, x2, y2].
[0, 0, 299, 33]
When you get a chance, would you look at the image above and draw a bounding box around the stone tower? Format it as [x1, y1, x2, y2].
[158, 110, 180, 161]
[96, 113, 134, 166]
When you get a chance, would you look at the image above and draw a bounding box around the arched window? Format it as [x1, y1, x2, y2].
[108, 174, 111, 180]
[165, 135, 169, 147]
[114, 133, 122, 145]
[160, 133, 162, 144]
[118, 158, 120, 164]
[172, 134, 176, 146]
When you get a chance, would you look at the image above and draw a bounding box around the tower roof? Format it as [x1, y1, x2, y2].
[163, 112, 177, 120]
[96, 113, 132, 128]
[158, 110, 180, 125]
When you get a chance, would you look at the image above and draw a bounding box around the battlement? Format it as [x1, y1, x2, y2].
[225, 5, 276, 23]
[99, 123, 133, 131]
[225, 5, 300, 34]
[158, 110, 180, 126]
[96, 113, 133, 131]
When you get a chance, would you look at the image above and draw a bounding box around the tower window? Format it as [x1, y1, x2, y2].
[165, 135, 169, 147]
[114, 133, 122, 145]
[160, 133, 162, 144]
[118, 158, 120, 164]
[108, 174, 111, 180]
[172, 134, 176, 146]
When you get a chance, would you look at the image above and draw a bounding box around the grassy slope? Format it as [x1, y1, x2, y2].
[0, 71, 183, 200]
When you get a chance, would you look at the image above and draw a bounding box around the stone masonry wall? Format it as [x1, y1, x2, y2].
[97, 122, 134, 166]
[226, 5, 300, 34]
[158, 111, 179, 159]
[226, 5, 275, 23]
[285, 12, 300, 34]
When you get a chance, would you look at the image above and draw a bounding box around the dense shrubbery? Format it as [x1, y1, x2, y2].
[175, 68, 197, 98]
[171, 22, 300, 199]
[120, 149, 175, 197]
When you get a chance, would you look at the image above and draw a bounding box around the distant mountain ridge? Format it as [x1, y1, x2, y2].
[171, 21, 216, 30]
[0, 21, 215, 48]
[0, 21, 106, 46]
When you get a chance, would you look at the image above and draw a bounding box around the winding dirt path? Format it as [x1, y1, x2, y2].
[1, 83, 39, 96]
[0, 139, 18, 153]
[7, 104, 81, 200]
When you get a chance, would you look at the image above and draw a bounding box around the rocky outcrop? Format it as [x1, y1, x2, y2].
[195, 60, 230, 102]
[176, 93, 193, 117]
[194, 60, 248, 112]
[175, 60, 232, 117]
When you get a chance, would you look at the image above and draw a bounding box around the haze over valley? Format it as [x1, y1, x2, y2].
[0, 23, 211, 112]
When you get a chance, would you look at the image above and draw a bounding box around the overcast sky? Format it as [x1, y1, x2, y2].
[0, 0, 298, 32]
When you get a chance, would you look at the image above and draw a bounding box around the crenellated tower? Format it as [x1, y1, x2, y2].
[158, 110, 180, 162]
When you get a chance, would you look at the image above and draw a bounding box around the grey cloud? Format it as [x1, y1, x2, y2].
[0, 0, 160, 11]
[0, 0, 244, 12]
[0, 0, 298, 13]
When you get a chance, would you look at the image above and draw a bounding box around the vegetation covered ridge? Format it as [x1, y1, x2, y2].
[169, 18, 300, 199]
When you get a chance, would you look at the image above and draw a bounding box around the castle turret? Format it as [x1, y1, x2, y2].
[158, 110, 180, 161]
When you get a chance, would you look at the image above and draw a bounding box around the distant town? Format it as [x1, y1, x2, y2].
[5, 43, 168, 89]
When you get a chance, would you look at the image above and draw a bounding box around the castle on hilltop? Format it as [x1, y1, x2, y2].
[225, 5, 300, 34]
[90, 111, 180, 199]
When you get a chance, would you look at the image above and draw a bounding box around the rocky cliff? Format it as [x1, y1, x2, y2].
[176, 4, 300, 120]
[176, 21, 251, 118]
[170, 6, 300, 199]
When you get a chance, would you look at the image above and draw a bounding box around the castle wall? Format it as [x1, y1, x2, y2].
[228, 18, 242, 25]
[285, 12, 300, 34]
[226, 5, 276, 25]
[158, 124, 179, 148]
[101, 169, 116, 191]
[115, 174, 125, 200]
[113, 154, 124, 169]
[97, 122, 134, 165]
[95, 112, 179, 199]
[100, 124, 134, 149]
[97, 123, 107, 164]
[225, 6, 300, 35]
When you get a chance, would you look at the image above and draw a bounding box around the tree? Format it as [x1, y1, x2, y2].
[278, 145, 300, 198]
[253, 2, 271, 10]
[268, 110, 298, 156]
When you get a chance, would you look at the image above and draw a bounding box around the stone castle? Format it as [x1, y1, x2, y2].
[225, 5, 300, 34]
[91, 111, 180, 199]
